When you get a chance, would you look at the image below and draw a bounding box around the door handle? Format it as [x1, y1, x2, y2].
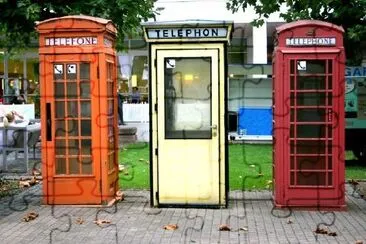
[211, 124, 217, 137]
[46, 103, 52, 141]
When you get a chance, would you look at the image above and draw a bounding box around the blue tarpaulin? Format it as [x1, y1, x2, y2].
[238, 107, 272, 135]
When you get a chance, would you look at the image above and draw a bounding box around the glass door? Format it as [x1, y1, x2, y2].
[287, 58, 336, 191]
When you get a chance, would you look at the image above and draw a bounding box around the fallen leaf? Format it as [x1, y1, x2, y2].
[249, 164, 255, 168]
[355, 240, 363, 244]
[115, 190, 124, 201]
[93, 219, 111, 226]
[219, 224, 231, 231]
[118, 165, 125, 172]
[239, 227, 248, 231]
[349, 179, 359, 186]
[19, 180, 30, 188]
[139, 158, 145, 162]
[22, 211, 38, 222]
[75, 217, 84, 225]
[32, 169, 41, 176]
[266, 180, 273, 185]
[287, 218, 293, 224]
[29, 177, 37, 186]
[163, 224, 178, 230]
[328, 231, 337, 236]
[257, 173, 264, 176]
[314, 227, 328, 235]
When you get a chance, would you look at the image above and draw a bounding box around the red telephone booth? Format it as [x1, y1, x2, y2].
[273, 20, 345, 209]
[36, 16, 119, 205]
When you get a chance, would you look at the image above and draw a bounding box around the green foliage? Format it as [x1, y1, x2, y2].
[227, 0, 366, 65]
[0, 0, 157, 51]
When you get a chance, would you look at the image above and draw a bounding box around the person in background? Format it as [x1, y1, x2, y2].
[117, 93, 126, 125]
[130, 87, 141, 104]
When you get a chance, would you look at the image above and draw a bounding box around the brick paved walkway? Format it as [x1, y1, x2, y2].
[0, 184, 365, 244]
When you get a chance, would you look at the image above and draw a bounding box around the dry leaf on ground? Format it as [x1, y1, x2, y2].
[355, 240, 363, 244]
[219, 224, 231, 231]
[287, 218, 293, 224]
[163, 224, 178, 230]
[118, 165, 125, 172]
[75, 217, 84, 225]
[115, 190, 125, 201]
[314, 227, 328, 234]
[93, 219, 111, 226]
[239, 227, 248, 231]
[327, 231, 337, 236]
[22, 211, 38, 222]
[32, 169, 41, 176]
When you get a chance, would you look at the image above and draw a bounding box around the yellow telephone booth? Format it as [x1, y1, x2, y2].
[143, 21, 232, 207]
[36, 15, 119, 205]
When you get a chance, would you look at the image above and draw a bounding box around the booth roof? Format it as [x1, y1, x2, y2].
[141, 19, 233, 27]
[276, 19, 344, 33]
[35, 15, 112, 26]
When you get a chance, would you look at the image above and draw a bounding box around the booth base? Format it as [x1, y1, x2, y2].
[273, 200, 347, 211]
[41, 198, 117, 207]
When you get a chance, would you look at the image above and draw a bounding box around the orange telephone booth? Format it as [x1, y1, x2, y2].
[36, 16, 119, 205]
[273, 20, 346, 209]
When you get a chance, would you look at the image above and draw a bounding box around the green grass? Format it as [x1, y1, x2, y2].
[118, 143, 366, 190]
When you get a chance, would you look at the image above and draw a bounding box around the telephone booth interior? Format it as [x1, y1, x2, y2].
[273, 20, 345, 209]
[36, 16, 119, 205]
[142, 21, 232, 207]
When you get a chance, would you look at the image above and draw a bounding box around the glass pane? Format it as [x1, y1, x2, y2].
[80, 101, 91, 117]
[328, 156, 333, 169]
[80, 82, 90, 98]
[81, 139, 91, 155]
[107, 82, 113, 96]
[296, 93, 326, 106]
[68, 139, 79, 155]
[290, 172, 295, 185]
[67, 83, 78, 98]
[328, 172, 333, 186]
[54, 83, 65, 98]
[69, 157, 80, 174]
[297, 60, 326, 75]
[55, 102, 65, 118]
[297, 125, 326, 138]
[81, 120, 91, 136]
[292, 140, 326, 154]
[164, 57, 212, 139]
[80, 63, 90, 80]
[67, 101, 78, 117]
[55, 139, 65, 155]
[55, 158, 66, 174]
[327, 60, 333, 73]
[68, 120, 79, 136]
[328, 76, 332, 89]
[66, 64, 77, 80]
[53, 64, 64, 80]
[297, 109, 326, 122]
[81, 157, 92, 174]
[55, 120, 65, 137]
[297, 76, 326, 90]
[290, 60, 295, 74]
[108, 100, 113, 115]
[297, 156, 326, 170]
[296, 172, 326, 186]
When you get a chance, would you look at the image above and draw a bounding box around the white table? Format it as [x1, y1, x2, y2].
[0, 121, 41, 173]
[123, 104, 149, 122]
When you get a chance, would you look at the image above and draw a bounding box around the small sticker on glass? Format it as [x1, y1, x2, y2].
[54, 64, 63, 74]
[166, 59, 176, 69]
[297, 61, 306, 71]
[67, 64, 77, 74]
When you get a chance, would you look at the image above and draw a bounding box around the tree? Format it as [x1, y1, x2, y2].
[0, 0, 157, 52]
[227, 0, 366, 65]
